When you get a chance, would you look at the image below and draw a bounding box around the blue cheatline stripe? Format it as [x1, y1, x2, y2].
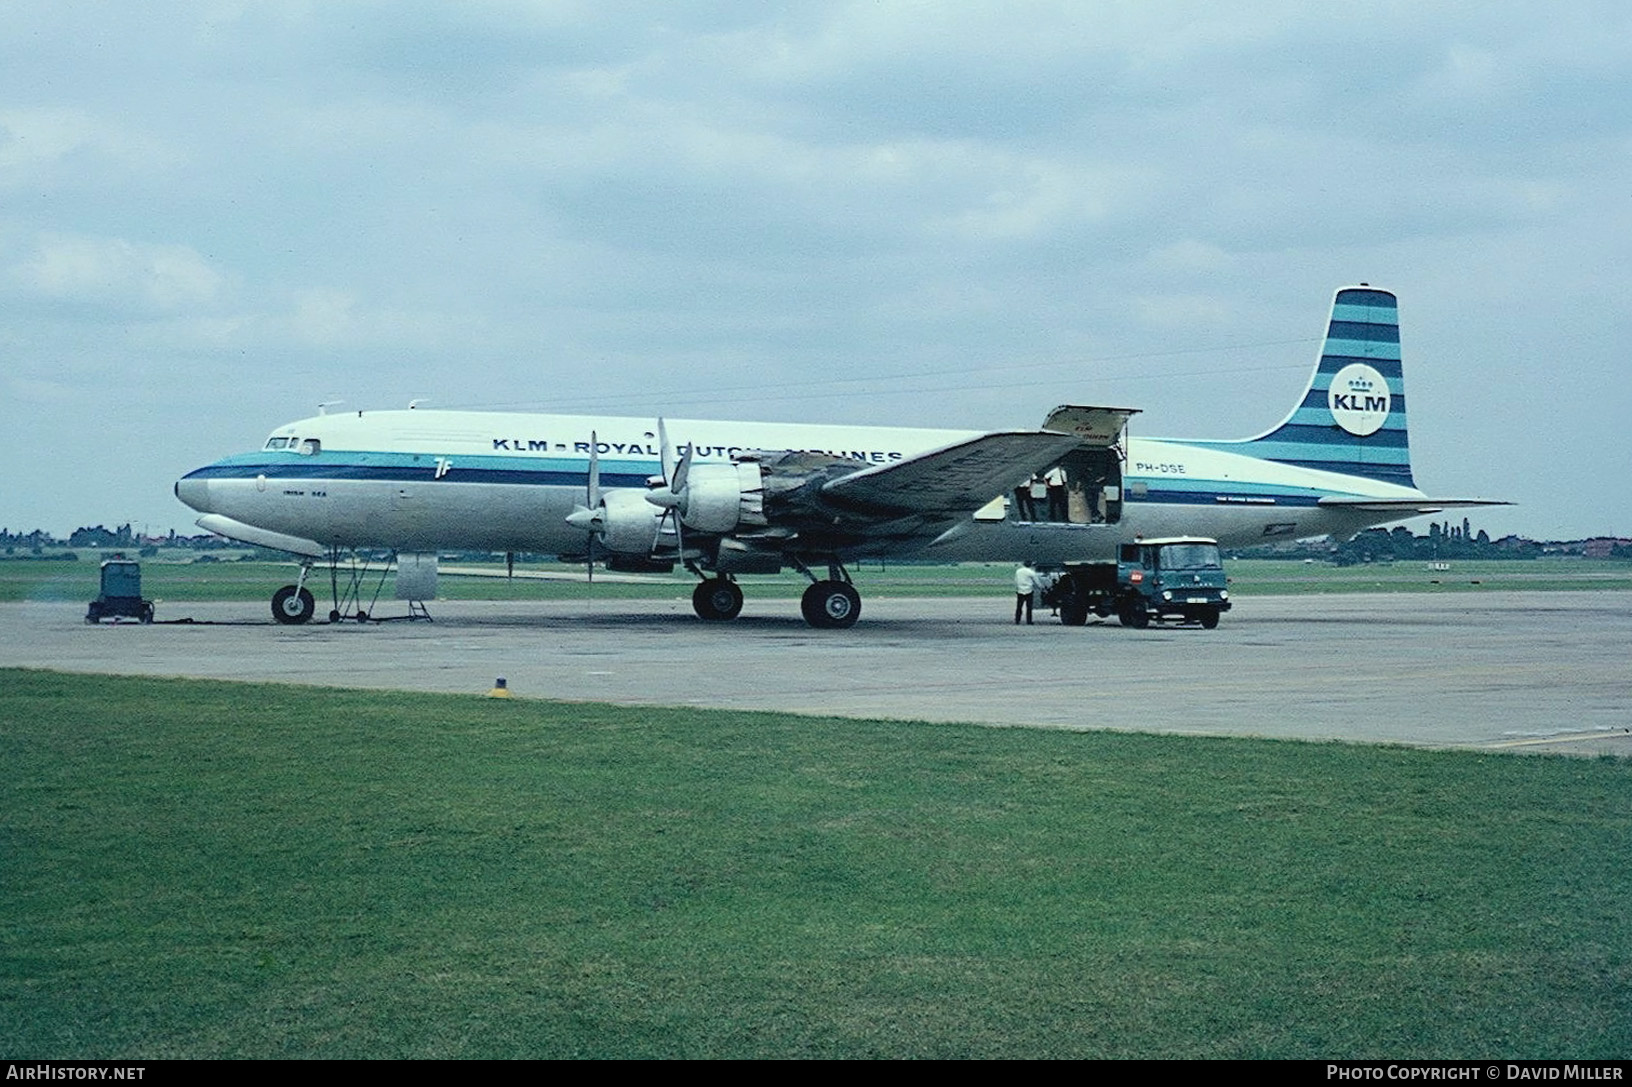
[197, 449, 660, 475]
[1125, 484, 1325, 508]
[1264, 459, 1417, 486]
[1327, 320, 1400, 343]
[1320, 338, 1402, 361]
[1189, 437, 1411, 464]
[183, 461, 651, 490]
[1182, 429, 1411, 456]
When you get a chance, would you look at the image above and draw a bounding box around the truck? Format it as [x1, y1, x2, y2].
[85, 558, 155, 624]
[1042, 536, 1231, 629]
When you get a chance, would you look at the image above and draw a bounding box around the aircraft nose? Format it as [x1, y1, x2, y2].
[174, 474, 213, 513]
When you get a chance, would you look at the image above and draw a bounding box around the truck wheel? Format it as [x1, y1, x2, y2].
[1127, 605, 1150, 629]
[1199, 608, 1220, 629]
[1060, 598, 1088, 626]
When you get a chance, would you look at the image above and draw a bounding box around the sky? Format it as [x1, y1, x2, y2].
[3, 1, 1629, 541]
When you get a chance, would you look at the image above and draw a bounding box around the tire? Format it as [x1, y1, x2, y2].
[140, 602, 154, 624]
[692, 578, 744, 621]
[1060, 598, 1089, 626]
[801, 580, 861, 629]
[272, 585, 315, 625]
[1126, 603, 1150, 629]
[1198, 608, 1220, 629]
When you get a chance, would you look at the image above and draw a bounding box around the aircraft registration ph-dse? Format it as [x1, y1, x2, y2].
[175, 286, 1501, 628]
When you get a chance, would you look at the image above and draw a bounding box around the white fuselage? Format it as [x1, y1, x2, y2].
[176, 408, 1426, 562]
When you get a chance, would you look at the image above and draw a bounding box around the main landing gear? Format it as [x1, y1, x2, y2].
[800, 579, 860, 629]
[692, 577, 744, 621]
[687, 561, 863, 629]
[794, 560, 861, 630]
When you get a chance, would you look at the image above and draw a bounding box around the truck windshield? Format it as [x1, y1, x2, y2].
[1159, 544, 1222, 570]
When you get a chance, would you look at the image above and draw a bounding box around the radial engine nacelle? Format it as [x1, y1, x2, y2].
[648, 461, 767, 534]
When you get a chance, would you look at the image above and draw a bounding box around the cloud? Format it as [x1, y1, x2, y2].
[11, 233, 225, 311]
[0, 107, 176, 184]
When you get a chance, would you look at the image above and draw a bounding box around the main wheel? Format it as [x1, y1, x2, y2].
[801, 580, 861, 629]
[271, 585, 315, 625]
[692, 578, 744, 621]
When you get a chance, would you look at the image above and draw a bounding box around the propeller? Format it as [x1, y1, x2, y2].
[647, 417, 687, 554]
[647, 417, 693, 510]
[564, 431, 604, 584]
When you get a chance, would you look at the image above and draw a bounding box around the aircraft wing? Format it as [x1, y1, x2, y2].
[1316, 497, 1512, 513]
[820, 431, 1086, 517]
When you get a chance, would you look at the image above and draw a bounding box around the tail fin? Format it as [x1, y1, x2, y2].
[1185, 286, 1415, 488]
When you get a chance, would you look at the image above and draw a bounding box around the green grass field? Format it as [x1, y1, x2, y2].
[5, 555, 1631, 605]
[2, 670, 1627, 1058]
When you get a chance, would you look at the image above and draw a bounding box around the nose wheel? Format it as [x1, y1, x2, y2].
[271, 585, 316, 625]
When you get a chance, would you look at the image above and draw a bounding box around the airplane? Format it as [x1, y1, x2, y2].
[174, 285, 1502, 628]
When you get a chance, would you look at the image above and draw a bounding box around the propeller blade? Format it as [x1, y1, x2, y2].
[672, 444, 692, 494]
[586, 430, 601, 510]
[657, 417, 676, 485]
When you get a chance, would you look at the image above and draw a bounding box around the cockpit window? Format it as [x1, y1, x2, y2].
[297, 438, 321, 456]
[265, 437, 291, 450]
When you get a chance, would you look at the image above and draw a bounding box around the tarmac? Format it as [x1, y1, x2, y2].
[2, 591, 1629, 755]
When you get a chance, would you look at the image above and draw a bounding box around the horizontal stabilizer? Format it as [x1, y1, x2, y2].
[1316, 497, 1512, 513]
[195, 515, 325, 558]
[822, 431, 1085, 516]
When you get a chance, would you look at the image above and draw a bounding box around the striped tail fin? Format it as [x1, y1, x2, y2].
[1185, 286, 1415, 487]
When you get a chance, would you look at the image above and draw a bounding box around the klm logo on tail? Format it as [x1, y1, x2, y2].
[1176, 287, 1414, 488]
[1328, 363, 1391, 436]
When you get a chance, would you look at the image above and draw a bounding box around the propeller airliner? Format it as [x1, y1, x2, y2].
[175, 286, 1501, 628]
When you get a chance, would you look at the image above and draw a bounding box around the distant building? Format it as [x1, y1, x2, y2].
[1582, 537, 1632, 559]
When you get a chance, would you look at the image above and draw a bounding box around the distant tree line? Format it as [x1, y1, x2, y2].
[2, 524, 244, 556]
[1233, 519, 1632, 564]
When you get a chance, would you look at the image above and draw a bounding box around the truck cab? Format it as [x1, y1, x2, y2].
[1116, 537, 1230, 628]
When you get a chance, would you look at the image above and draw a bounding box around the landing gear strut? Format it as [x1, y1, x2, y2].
[268, 550, 426, 626]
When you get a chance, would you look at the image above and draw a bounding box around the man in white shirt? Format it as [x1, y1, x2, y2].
[1014, 561, 1038, 625]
